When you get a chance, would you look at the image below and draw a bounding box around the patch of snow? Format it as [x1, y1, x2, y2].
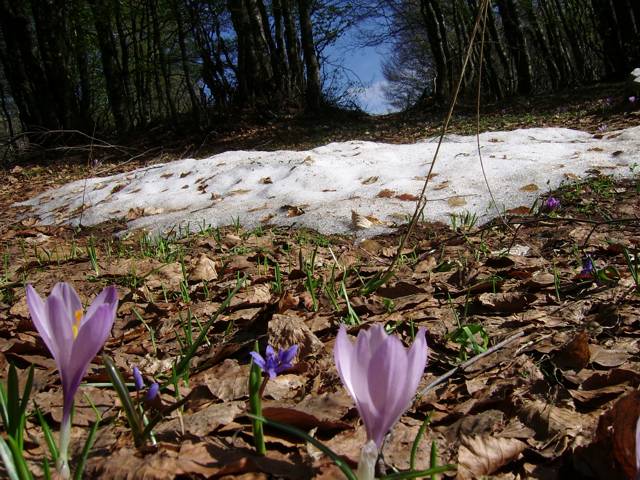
[16, 126, 640, 238]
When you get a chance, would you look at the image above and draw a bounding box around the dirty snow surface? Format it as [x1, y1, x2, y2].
[18, 126, 640, 238]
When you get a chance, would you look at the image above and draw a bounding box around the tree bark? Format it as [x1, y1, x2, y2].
[171, 0, 200, 124]
[0, 0, 59, 130]
[297, 0, 322, 110]
[89, 0, 129, 132]
[419, 0, 451, 103]
[495, 0, 534, 95]
[150, 0, 178, 125]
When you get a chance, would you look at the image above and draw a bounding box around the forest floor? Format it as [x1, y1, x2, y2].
[1, 82, 640, 479]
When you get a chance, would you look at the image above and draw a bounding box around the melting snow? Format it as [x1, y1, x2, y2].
[17, 126, 640, 238]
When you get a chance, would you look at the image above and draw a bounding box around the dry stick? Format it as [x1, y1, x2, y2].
[78, 124, 98, 227]
[418, 330, 525, 398]
[418, 215, 640, 262]
[474, 1, 509, 230]
[3, 129, 132, 155]
[380, 0, 491, 285]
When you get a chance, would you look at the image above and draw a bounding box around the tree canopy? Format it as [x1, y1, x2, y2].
[0, 0, 638, 138]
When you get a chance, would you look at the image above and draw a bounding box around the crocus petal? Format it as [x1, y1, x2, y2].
[334, 326, 358, 399]
[45, 294, 75, 372]
[404, 328, 428, 408]
[83, 286, 118, 328]
[26, 285, 57, 358]
[51, 283, 83, 321]
[366, 334, 409, 447]
[62, 303, 115, 421]
[71, 304, 116, 377]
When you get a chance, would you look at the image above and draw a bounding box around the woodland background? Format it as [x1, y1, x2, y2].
[0, 0, 639, 142]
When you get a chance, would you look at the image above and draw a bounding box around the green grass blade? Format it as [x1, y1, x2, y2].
[72, 418, 100, 480]
[379, 464, 456, 479]
[0, 382, 9, 430]
[33, 402, 59, 461]
[42, 456, 51, 480]
[102, 355, 144, 446]
[248, 349, 266, 456]
[409, 414, 430, 470]
[20, 367, 35, 411]
[4, 435, 33, 480]
[247, 414, 357, 480]
[16, 365, 34, 448]
[0, 435, 20, 480]
[173, 277, 244, 378]
[430, 440, 439, 480]
[7, 364, 19, 437]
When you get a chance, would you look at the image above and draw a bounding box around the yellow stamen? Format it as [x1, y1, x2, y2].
[72, 310, 82, 339]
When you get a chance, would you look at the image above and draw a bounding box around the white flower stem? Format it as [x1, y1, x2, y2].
[356, 440, 378, 480]
[57, 415, 71, 479]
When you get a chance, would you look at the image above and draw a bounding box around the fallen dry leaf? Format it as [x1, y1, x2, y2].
[457, 434, 526, 480]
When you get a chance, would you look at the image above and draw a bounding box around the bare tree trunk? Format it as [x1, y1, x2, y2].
[419, 0, 451, 103]
[297, 0, 322, 110]
[31, 0, 80, 128]
[150, 0, 178, 125]
[591, 0, 626, 78]
[272, 0, 290, 94]
[114, 0, 135, 125]
[0, 0, 59, 130]
[282, 0, 303, 99]
[171, 0, 200, 124]
[495, 0, 534, 95]
[71, 0, 93, 127]
[0, 79, 14, 138]
[521, 0, 561, 88]
[89, 0, 129, 132]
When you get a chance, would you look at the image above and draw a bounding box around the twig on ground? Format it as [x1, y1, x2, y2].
[418, 330, 525, 398]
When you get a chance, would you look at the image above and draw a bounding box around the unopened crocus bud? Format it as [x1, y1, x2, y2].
[145, 382, 159, 402]
[133, 366, 144, 391]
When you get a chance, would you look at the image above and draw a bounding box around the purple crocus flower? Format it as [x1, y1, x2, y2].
[26, 283, 118, 478]
[334, 324, 428, 452]
[630, 96, 637, 104]
[132, 366, 144, 391]
[542, 196, 561, 212]
[249, 344, 298, 379]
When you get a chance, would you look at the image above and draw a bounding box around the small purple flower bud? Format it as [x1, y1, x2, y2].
[145, 382, 160, 402]
[542, 196, 560, 212]
[597, 124, 607, 133]
[630, 96, 637, 104]
[577, 257, 595, 279]
[132, 366, 144, 391]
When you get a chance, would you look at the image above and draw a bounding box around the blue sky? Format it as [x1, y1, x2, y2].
[324, 30, 395, 115]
